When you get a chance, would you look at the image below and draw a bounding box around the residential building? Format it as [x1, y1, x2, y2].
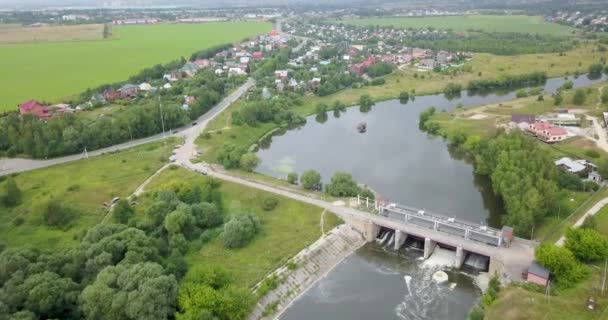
[18, 100, 51, 120]
[118, 84, 138, 99]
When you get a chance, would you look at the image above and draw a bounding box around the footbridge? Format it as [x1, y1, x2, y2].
[349, 196, 537, 281]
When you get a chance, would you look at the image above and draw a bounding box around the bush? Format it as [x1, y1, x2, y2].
[326, 172, 360, 197]
[371, 78, 385, 86]
[217, 143, 246, 169]
[557, 171, 584, 191]
[261, 197, 278, 211]
[565, 228, 608, 262]
[42, 199, 79, 228]
[113, 199, 135, 224]
[223, 212, 261, 249]
[468, 306, 484, 320]
[287, 172, 298, 185]
[239, 153, 260, 172]
[581, 215, 597, 230]
[535, 243, 588, 288]
[585, 150, 600, 158]
[1, 178, 21, 207]
[573, 89, 586, 105]
[584, 180, 600, 192]
[300, 170, 322, 191]
[12, 216, 25, 226]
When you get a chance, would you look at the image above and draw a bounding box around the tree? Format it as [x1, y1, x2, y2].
[287, 172, 298, 185]
[42, 199, 79, 228]
[1, 178, 21, 207]
[565, 228, 608, 262]
[326, 172, 360, 197]
[601, 88, 608, 104]
[359, 94, 374, 109]
[535, 243, 588, 288]
[239, 153, 260, 172]
[300, 170, 322, 191]
[22, 271, 79, 318]
[223, 212, 260, 249]
[80, 262, 178, 320]
[589, 62, 604, 76]
[399, 91, 410, 103]
[113, 199, 134, 224]
[561, 80, 574, 90]
[573, 89, 586, 105]
[554, 93, 563, 105]
[216, 143, 245, 169]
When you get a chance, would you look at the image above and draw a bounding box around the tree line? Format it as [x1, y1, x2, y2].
[0, 70, 243, 158]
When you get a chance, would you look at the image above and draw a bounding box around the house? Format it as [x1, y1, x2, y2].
[511, 114, 536, 124]
[163, 72, 181, 82]
[309, 77, 321, 91]
[139, 83, 153, 92]
[555, 157, 587, 174]
[163, 83, 172, 90]
[90, 94, 106, 105]
[537, 127, 568, 143]
[181, 62, 199, 77]
[527, 260, 550, 287]
[18, 100, 51, 120]
[118, 84, 138, 99]
[103, 89, 120, 102]
[288, 78, 299, 91]
[275, 79, 285, 91]
[240, 56, 251, 65]
[349, 56, 376, 76]
[526, 121, 554, 136]
[252, 51, 264, 60]
[275, 70, 289, 81]
[193, 59, 210, 69]
[228, 67, 247, 77]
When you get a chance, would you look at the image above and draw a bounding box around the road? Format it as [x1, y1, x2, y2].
[276, 19, 310, 52]
[556, 197, 608, 246]
[0, 79, 255, 176]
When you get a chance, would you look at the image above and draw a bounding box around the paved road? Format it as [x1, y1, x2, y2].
[556, 197, 608, 246]
[0, 79, 255, 176]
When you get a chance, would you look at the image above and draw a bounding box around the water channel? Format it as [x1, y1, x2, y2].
[255, 74, 607, 320]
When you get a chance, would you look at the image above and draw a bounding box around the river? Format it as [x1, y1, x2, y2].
[255, 74, 607, 320]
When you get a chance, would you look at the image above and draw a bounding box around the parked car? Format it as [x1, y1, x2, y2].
[192, 122, 198, 126]
[111, 197, 120, 204]
[169, 155, 177, 162]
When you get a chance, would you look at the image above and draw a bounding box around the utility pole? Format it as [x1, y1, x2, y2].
[602, 257, 607, 295]
[158, 96, 166, 139]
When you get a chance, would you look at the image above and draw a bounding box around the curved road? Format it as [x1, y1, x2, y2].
[0, 79, 255, 176]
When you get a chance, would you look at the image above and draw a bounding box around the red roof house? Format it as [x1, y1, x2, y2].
[252, 51, 264, 60]
[18, 100, 51, 120]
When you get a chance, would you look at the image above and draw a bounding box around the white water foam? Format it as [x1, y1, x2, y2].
[421, 247, 456, 269]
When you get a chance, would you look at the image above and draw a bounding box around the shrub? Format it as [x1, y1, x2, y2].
[223, 212, 261, 249]
[113, 199, 135, 224]
[565, 228, 608, 262]
[12, 216, 25, 226]
[585, 150, 600, 158]
[535, 242, 588, 288]
[261, 197, 278, 211]
[573, 88, 586, 105]
[42, 199, 79, 228]
[1, 178, 21, 207]
[581, 215, 597, 230]
[287, 172, 298, 185]
[300, 170, 322, 191]
[326, 172, 360, 197]
[239, 153, 260, 172]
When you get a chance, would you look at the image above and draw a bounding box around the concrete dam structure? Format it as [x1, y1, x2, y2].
[345, 198, 536, 281]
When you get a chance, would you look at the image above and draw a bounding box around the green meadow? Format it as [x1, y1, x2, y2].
[0, 21, 271, 111]
[336, 15, 576, 36]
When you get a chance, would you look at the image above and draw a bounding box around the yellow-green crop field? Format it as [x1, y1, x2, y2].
[0, 21, 271, 111]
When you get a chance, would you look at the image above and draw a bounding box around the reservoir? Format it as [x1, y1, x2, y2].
[254, 74, 607, 319]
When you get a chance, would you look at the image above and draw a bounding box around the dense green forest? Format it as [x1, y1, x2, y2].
[0, 177, 259, 319]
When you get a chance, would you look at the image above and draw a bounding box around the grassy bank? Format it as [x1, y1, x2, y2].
[334, 15, 577, 36]
[0, 21, 272, 111]
[0, 139, 175, 249]
[139, 166, 342, 288]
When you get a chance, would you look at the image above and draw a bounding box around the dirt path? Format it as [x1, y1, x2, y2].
[555, 197, 608, 246]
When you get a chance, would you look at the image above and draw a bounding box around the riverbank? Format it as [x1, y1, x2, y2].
[249, 224, 365, 320]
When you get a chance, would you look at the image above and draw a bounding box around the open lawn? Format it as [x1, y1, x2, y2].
[0, 23, 105, 43]
[141, 167, 342, 288]
[0, 21, 271, 111]
[336, 15, 577, 36]
[0, 139, 175, 250]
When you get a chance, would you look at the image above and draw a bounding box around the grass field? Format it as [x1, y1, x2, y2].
[336, 15, 577, 36]
[0, 139, 175, 250]
[0, 21, 271, 111]
[0, 24, 105, 43]
[140, 167, 342, 288]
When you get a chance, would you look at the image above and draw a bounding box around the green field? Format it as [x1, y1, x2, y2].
[336, 15, 577, 36]
[0, 139, 175, 250]
[0, 21, 271, 111]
